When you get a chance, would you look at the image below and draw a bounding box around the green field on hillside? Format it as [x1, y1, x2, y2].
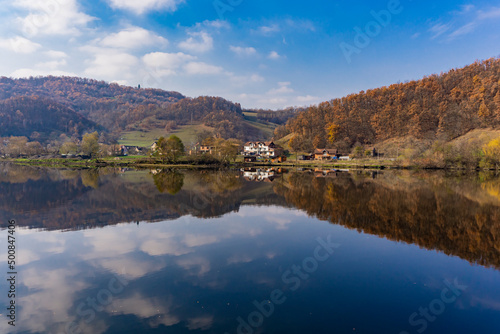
[243, 112, 258, 122]
[245, 119, 276, 137]
[119, 120, 277, 148]
[118, 129, 168, 148]
[118, 123, 215, 147]
[276, 133, 294, 150]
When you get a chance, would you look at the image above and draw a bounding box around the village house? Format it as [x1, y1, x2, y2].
[188, 143, 216, 155]
[243, 141, 283, 158]
[298, 154, 314, 161]
[271, 156, 287, 163]
[314, 149, 341, 160]
[124, 146, 142, 155]
[150, 142, 161, 156]
[199, 145, 215, 154]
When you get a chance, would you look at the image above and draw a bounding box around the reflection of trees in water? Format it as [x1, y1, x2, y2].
[81, 169, 100, 189]
[1, 165, 499, 270]
[276, 171, 500, 269]
[0, 166, 91, 215]
[0, 164, 43, 183]
[0, 167, 258, 229]
[153, 169, 185, 194]
[171, 170, 246, 218]
[482, 179, 500, 202]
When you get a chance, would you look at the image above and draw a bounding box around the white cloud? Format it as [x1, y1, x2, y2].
[183, 62, 223, 75]
[453, 4, 475, 15]
[230, 46, 257, 56]
[0, 36, 41, 53]
[107, 0, 184, 14]
[429, 23, 451, 39]
[285, 18, 316, 32]
[35, 59, 68, 70]
[297, 95, 320, 103]
[250, 74, 265, 82]
[84, 49, 139, 82]
[431, 5, 500, 41]
[238, 83, 321, 108]
[237, 81, 319, 108]
[178, 31, 213, 53]
[143, 52, 196, 76]
[477, 7, 500, 20]
[268, 81, 294, 95]
[258, 24, 280, 35]
[14, 0, 95, 36]
[195, 20, 230, 30]
[448, 6, 500, 39]
[228, 73, 265, 86]
[268, 51, 281, 60]
[259, 97, 288, 105]
[44, 50, 68, 59]
[10, 68, 77, 78]
[99, 26, 168, 49]
[448, 22, 477, 39]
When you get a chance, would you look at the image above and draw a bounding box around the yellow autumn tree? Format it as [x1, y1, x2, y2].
[483, 137, 500, 167]
[326, 123, 340, 144]
[478, 102, 490, 119]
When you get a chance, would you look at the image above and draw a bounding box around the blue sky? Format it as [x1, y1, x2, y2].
[0, 0, 499, 109]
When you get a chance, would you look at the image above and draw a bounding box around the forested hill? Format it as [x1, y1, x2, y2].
[0, 96, 99, 142]
[0, 76, 185, 133]
[0, 76, 185, 107]
[0, 76, 287, 143]
[276, 57, 500, 151]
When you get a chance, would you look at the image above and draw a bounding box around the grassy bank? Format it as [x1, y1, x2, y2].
[5, 153, 500, 171]
[0, 156, 440, 170]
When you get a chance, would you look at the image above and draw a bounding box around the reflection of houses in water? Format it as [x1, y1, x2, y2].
[313, 169, 382, 179]
[150, 169, 162, 175]
[314, 169, 350, 178]
[241, 168, 277, 182]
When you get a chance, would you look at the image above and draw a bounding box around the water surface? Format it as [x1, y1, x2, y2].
[0, 165, 499, 333]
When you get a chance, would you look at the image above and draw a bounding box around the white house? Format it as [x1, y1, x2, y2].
[243, 141, 283, 157]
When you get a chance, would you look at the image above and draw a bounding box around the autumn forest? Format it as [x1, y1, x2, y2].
[1, 57, 500, 167]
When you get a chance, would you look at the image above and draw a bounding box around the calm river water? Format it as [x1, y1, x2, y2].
[0, 164, 499, 334]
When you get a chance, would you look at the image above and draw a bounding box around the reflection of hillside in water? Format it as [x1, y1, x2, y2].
[0, 165, 289, 230]
[0, 164, 499, 269]
[275, 170, 500, 269]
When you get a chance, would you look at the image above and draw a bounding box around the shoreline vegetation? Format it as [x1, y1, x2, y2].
[4, 132, 500, 171]
[3, 155, 500, 171]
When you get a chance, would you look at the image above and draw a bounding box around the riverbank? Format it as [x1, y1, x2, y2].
[4, 155, 499, 170]
[0, 156, 434, 170]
